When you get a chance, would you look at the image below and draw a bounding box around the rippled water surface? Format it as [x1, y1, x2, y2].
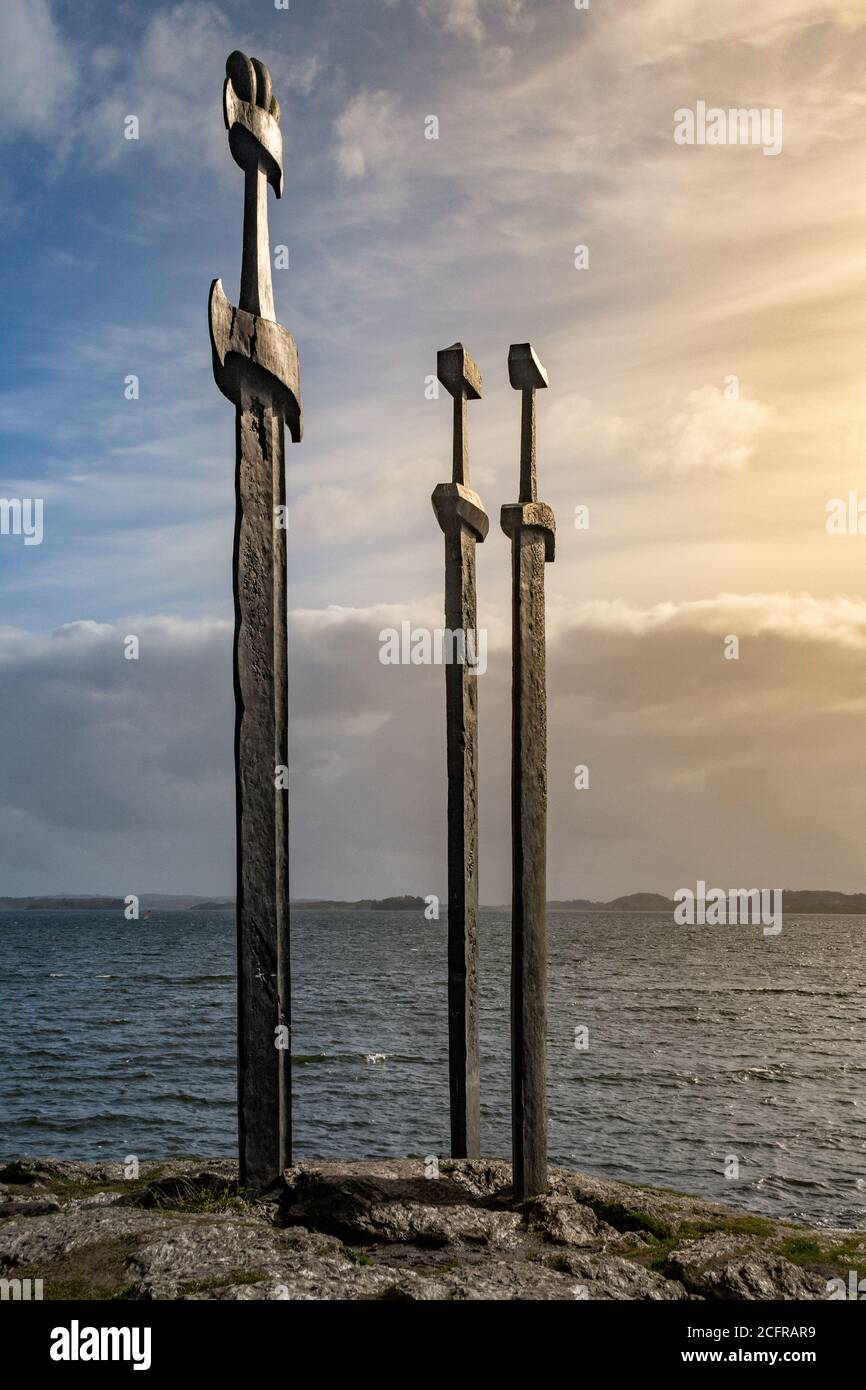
[1, 909, 864, 1228]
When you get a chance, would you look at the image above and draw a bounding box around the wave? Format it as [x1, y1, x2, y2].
[292, 1051, 422, 1066]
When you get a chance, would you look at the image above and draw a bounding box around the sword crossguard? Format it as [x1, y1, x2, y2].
[500, 501, 555, 561]
[432, 482, 489, 543]
[209, 280, 302, 439]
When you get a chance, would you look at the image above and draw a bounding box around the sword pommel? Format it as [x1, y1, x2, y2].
[438, 343, 482, 401]
[224, 52, 283, 196]
[508, 343, 548, 393]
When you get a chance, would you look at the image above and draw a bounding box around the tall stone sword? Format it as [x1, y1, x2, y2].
[501, 343, 555, 1200]
[209, 51, 302, 1195]
[432, 344, 489, 1158]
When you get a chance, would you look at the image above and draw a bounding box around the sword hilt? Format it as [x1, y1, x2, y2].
[508, 343, 549, 500]
[223, 52, 284, 324]
[437, 343, 482, 488]
[519, 389, 537, 503]
[502, 344, 554, 561]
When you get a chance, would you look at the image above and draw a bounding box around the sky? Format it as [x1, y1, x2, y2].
[2, 0, 866, 899]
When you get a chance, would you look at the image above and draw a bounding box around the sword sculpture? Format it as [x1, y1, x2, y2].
[209, 51, 302, 1195]
[501, 343, 555, 1200]
[432, 344, 489, 1157]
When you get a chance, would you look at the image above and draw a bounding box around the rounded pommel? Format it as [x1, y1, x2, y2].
[437, 343, 482, 401]
[508, 343, 549, 392]
[432, 482, 489, 542]
[224, 51, 283, 196]
[500, 501, 555, 561]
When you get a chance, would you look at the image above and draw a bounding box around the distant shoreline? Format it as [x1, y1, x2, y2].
[3, 889, 866, 915]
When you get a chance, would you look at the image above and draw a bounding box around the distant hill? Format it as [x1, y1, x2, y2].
[4, 890, 866, 916]
[776, 890, 866, 914]
[0, 897, 126, 911]
[548, 890, 866, 915]
[293, 895, 427, 912]
[0, 895, 223, 912]
[549, 893, 675, 912]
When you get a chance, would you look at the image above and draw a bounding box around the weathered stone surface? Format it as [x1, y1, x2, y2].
[526, 1195, 610, 1248]
[0, 1160, 51, 1185]
[556, 1252, 689, 1301]
[129, 1221, 371, 1301]
[210, 50, 300, 1197]
[114, 1172, 235, 1209]
[502, 343, 555, 1201]
[561, 1169, 763, 1238]
[0, 1157, 856, 1301]
[0, 1206, 166, 1269]
[667, 1233, 829, 1301]
[432, 345, 488, 1160]
[0, 1198, 60, 1218]
[283, 1165, 522, 1247]
[208, 280, 302, 435]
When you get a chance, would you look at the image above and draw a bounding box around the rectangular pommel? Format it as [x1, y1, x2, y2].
[437, 343, 482, 400]
[508, 343, 548, 392]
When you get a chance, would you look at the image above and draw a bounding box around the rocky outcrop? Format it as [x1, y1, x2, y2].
[0, 1157, 863, 1301]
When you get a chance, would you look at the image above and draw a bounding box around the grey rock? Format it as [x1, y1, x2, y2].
[0, 1208, 163, 1271]
[282, 1162, 521, 1247]
[0, 1198, 60, 1218]
[557, 1252, 689, 1301]
[0, 1157, 854, 1301]
[526, 1195, 611, 1248]
[667, 1233, 829, 1301]
[114, 1171, 234, 1209]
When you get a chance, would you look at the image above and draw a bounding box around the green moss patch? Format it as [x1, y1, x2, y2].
[11, 1234, 142, 1301]
[176, 1269, 268, 1296]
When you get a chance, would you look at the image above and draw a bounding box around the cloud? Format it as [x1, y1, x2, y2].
[334, 89, 406, 180]
[5, 0, 866, 903]
[646, 388, 771, 475]
[557, 592, 866, 653]
[82, 3, 235, 174]
[545, 591, 866, 897]
[0, 0, 77, 140]
[420, 0, 523, 43]
[79, 3, 322, 175]
[4, 593, 866, 900]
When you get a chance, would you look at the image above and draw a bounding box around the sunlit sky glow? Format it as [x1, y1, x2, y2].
[2, 0, 866, 898]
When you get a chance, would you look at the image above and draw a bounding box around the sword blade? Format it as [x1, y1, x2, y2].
[234, 385, 291, 1189]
